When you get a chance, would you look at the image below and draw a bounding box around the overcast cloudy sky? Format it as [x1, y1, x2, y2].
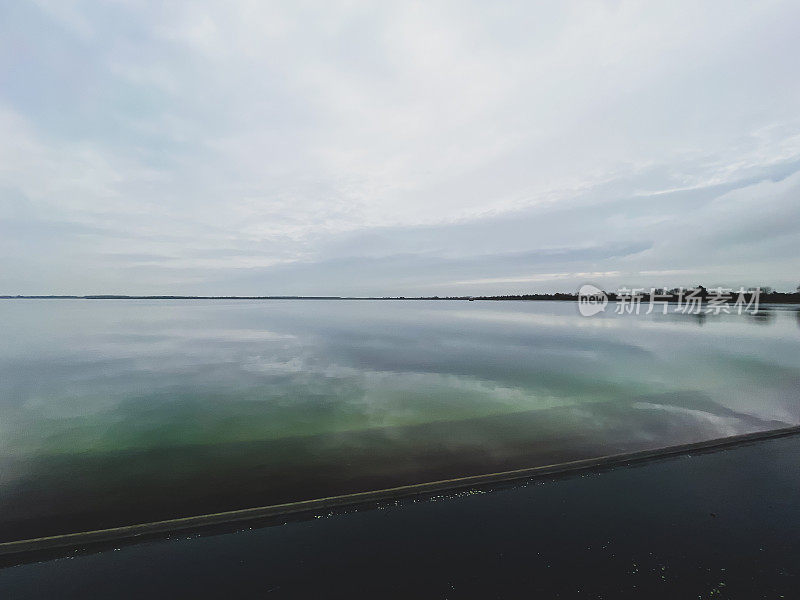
[1, 1, 799, 296]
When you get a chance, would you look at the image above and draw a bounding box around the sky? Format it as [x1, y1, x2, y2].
[1, 1, 799, 296]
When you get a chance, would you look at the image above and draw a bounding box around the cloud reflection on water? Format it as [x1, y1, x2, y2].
[0, 300, 798, 539]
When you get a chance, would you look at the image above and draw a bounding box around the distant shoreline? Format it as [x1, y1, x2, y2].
[2, 293, 800, 304]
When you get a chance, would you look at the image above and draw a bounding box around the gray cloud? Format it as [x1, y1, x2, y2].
[1, 1, 799, 294]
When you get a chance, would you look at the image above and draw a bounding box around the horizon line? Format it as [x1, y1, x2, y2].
[2, 288, 800, 302]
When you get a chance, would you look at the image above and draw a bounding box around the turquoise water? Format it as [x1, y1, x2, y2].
[0, 299, 798, 539]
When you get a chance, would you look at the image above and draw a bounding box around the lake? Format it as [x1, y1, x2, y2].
[1, 299, 799, 541]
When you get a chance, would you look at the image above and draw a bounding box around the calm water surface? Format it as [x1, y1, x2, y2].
[1, 299, 798, 540]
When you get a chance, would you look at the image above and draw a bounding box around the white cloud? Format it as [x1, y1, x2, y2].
[1, 1, 800, 294]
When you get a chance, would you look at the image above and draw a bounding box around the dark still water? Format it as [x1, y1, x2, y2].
[1, 299, 799, 541]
